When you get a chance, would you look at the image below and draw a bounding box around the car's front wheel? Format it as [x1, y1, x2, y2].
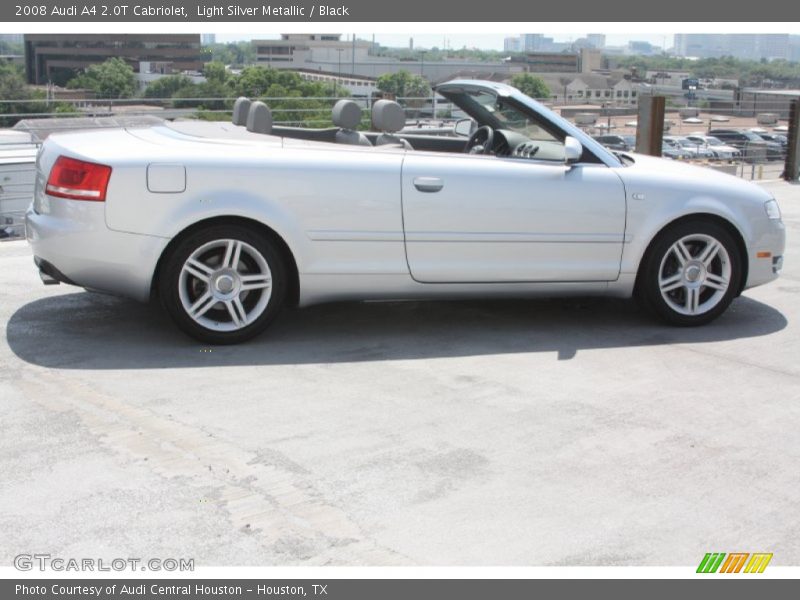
[638, 221, 743, 326]
[159, 224, 286, 344]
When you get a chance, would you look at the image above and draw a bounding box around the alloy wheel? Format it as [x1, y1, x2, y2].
[657, 233, 732, 316]
[177, 238, 273, 332]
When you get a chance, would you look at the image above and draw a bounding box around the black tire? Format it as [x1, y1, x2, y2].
[637, 220, 742, 326]
[159, 224, 287, 344]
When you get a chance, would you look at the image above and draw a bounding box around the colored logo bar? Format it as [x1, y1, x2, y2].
[697, 553, 773, 573]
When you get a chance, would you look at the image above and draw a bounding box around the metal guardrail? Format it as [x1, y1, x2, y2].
[668, 158, 785, 181]
[2, 95, 443, 128]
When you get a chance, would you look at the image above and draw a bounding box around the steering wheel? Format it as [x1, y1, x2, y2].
[465, 125, 495, 155]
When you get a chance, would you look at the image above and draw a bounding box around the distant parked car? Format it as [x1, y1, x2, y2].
[684, 134, 741, 160]
[754, 132, 787, 147]
[709, 129, 784, 161]
[660, 143, 692, 160]
[664, 136, 716, 159]
[593, 134, 633, 151]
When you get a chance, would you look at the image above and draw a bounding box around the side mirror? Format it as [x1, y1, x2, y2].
[564, 136, 583, 164]
[453, 118, 475, 138]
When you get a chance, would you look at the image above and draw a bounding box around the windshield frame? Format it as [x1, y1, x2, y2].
[436, 80, 622, 168]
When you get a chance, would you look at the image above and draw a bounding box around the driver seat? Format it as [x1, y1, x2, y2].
[371, 100, 413, 149]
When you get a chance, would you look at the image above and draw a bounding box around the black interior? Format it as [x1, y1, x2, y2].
[271, 125, 468, 153]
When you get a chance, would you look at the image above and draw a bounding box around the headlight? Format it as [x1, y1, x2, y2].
[764, 199, 782, 220]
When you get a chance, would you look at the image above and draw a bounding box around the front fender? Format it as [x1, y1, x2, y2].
[614, 158, 771, 276]
[620, 194, 752, 276]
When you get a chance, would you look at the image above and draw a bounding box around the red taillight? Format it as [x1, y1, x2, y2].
[46, 156, 112, 202]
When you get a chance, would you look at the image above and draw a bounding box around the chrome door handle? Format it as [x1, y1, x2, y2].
[413, 177, 444, 193]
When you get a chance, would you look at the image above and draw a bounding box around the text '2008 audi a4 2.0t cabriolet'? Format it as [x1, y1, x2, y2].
[26, 80, 785, 344]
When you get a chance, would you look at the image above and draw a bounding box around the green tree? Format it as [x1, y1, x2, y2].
[53, 102, 78, 114]
[172, 80, 233, 110]
[0, 63, 31, 104]
[206, 41, 255, 66]
[376, 70, 431, 100]
[0, 40, 23, 55]
[203, 61, 229, 86]
[233, 65, 277, 97]
[613, 54, 800, 87]
[0, 63, 48, 125]
[206, 43, 235, 65]
[373, 45, 509, 63]
[144, 74, 194, 99]
[67, 57, 136, 98]
[510, 73, 551, 99]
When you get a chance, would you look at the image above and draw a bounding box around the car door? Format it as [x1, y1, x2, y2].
[401, 152, 627, 283]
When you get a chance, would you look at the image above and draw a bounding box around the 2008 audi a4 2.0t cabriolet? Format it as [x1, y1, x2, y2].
[26, 80, 785, 344]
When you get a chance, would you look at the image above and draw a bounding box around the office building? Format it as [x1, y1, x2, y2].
[23, 34, 205, 85]
[673, 34, 790, 60]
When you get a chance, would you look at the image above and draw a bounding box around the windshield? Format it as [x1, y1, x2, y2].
[462, 90, 560, 142]
[705, 137, 723, 146]
[435, 82, 622, 167]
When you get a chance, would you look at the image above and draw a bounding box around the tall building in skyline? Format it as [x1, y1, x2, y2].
[586, 34, 606, 49]
[513, 33, 605, 54]
[521, 34, 552, 52]
[790, 35, 800, 61]
[201, 34, 216, 45]
[503, 37, 521, 52]
[673, 33, 790, 60]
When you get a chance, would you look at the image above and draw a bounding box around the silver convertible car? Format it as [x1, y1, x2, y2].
[26, 80, 785, 344]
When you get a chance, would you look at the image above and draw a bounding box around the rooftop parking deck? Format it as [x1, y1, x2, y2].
[0, 181, 798, 566]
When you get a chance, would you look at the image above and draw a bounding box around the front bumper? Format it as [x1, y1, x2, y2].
[26, 202, 169, 302]
[744, 217, 785, 290]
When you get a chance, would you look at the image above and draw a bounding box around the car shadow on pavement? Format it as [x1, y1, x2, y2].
[5, 291, 788, 369]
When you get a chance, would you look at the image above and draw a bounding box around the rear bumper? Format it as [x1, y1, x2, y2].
[26, 203, 169, 302]
[34, 256, 76, 285]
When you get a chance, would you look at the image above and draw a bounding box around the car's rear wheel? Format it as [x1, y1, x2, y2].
[160, 224, 286, 344]
[638, 221, 742, 326]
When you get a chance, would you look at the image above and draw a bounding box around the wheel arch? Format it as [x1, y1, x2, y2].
[150, 215, 300, 308]
[634, 212, 749, 296]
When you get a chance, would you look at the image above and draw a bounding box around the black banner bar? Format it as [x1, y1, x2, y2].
[3, 0, 800, 22]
